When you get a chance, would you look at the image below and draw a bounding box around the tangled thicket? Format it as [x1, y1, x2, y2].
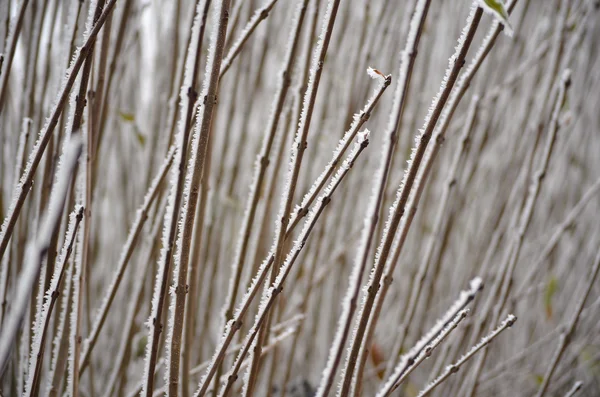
[0, 0, 599, 396]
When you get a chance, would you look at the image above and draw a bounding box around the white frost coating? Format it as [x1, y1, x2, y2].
[357, 274, 481, 394]
[470, 276, 483, 292]
[221, 0, 310, 341]
[199, 0, 371, 383]
[285, 0, 337, 234]
[80, 146, 175, 364]
[316, 3, 431, 395]
[82, 0, 100, 41]
[220, 0, 280, 76]
[368, 2, 478, 306]
[292, 71, 387, 228]
[274, 139, 364, 290]
[44, 253, 73, 396]
[214, 140, 366, 395]
[166, 0, 236, 382]
[67, 132, 88, 396]
[241, 347, 254, 396]
[0, 0, 98, 253]
[417, 314, 517, 397]
[141, 162, 178, 393]
[316, 139, 383, 397]
[377, 308, 469, 396]
[233, 0, 345, 383]
[142, 0, 209, 390]
[13, 118, 32, 190]
[367, 67, 384, 80]
[357, 129, 370, 144]
[24, 207, 82, 396]
[0, 134, 82, 371]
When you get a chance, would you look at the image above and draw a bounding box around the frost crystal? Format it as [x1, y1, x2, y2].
[367, 67, 384, 80]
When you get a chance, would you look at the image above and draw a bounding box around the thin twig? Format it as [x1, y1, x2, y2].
[340, 6, 484, 396]
[0, 134, 82, 374]
[0, 0, 118, 262]
[417, 315, 516, 397]
[216, 135, 370, 397]
[24, 206, 84, 397]
[219, 0, 281, 78]
[79, 146, 175, 374]
[316, 1, 430, 393]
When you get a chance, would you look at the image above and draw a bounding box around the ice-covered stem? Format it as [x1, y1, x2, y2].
[219, 0, 281, 78]
[103, 200, 166, 397]
[216, 138, 370, 397]
[287, 71, 391, 235]
[316, 1, 430, 394]
[383, 95, 479, 382]
[200, 62, 373, 397]
[141, 0, 213, 393]
[164, 0, 232, 394]
[0, 119, 31, 322]
[432, 0, 519, 157]
[24, 206, 83, 397]
[188, 315, 303, 377]
[359, 95, 480, 390]
[0, 0, 29, 114]
[340, 5, 484, 395]
[192, 130, 367, 396]
[45, 250, 74, 397]
[464, 69, 571, 397]
[78, 146, 175, 374]
[248, 71, 390, 395]
[280, 226, 327, 397]
[377, 278, 483, 396]
[0, 0, 117, 262]
[243, 0, 342, 391]
[379, 309, 469, 397]
[182, 150, 213, 397]
[535, 249, 600, 397]
[416, 314, 517, 397]
[563, 381, 584, 397]
[221, 0, 309, 340]
[68, 3, 107, 394]
[218, 2, 310, 393]
[0, 134, 82, 374]
[146, 323, 300, 397]
[516, 177, 600, 296]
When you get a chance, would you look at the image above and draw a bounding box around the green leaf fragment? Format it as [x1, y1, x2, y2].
[118, 111, 135, 122]
[544, 275, 558, 319]
[136, 335, 147, 358]
[479, 0, 513, 36]
[136, 132, 146, 147]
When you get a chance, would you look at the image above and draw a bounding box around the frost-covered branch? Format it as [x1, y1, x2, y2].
[340, 5, 484, 395]
[377, 278, 483, 396]
[215, 136, 370, 397]
[463, 69, 572, 397]
[0, 0, 117, 262]
[417, 314, 517, 397]
[219, 0, 281, 78]
[316, 1, 431, 394]
[80, 145, 175, 374]
[24, 206, 83, 397]
[0, 133, 82, 374]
